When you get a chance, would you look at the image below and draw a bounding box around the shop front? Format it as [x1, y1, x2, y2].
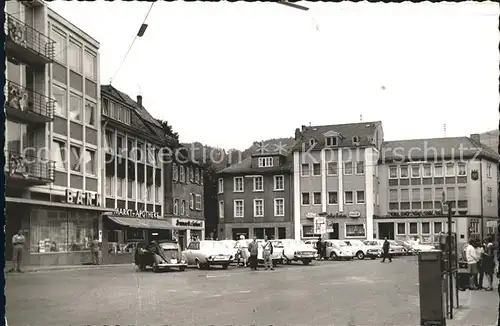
[167, 217, 205, 250]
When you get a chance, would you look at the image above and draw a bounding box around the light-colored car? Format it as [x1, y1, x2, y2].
[408, 240, 435, 253]
[182, 240, 234, 270]
[218, 240, 239, 262]
[343, 239, 371, 260]
[324, 240, 355, 260]
[363, 239, 405, 256]
[273, 239, 317, 265]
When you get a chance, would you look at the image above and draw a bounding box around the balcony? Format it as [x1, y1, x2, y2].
[5, 13, 55, 66]
[6, 80, 55, 123]
[5, 151, 55, 186]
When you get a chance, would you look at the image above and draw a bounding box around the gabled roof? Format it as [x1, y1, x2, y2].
[217, 155, 293, 175]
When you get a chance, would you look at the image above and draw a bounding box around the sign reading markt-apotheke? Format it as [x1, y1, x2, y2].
[115, 208, 160, 219]
[66, 189, 101, 206]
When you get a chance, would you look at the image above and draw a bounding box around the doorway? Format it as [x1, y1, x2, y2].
[378, 222, 395, 240]
[254, 228, 264, 239]
[328, 223, 339, 239]
[177, 230, 186, 250]
[232, 228, 249, 240]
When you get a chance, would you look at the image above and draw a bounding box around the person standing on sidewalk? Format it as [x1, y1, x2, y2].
[316, 237, 323, 260]
[381, 238, 392, 263]
[11, 230, 25, 273]
[91, 237, 100, 265]
[261, 236, 274, 271]
[465, 239, 479, 290]
[476, 239, 485, 289]
[248, 237, 259, 271]
[481, 236, 494, 291]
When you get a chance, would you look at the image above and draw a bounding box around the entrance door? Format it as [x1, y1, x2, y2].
[378, 222, 395, 240]
[177, 230, 186, 250]
[328, 223, 339, 239]
[278, 227, 286, 239]
[254, 228, 264, 239]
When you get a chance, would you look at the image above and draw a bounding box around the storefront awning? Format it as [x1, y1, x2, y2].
[106, 216, 174, 230]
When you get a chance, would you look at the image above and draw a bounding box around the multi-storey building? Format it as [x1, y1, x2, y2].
[292, 122, 384, 241]
[217, 152, 294, 240]
[5, 2, 102, 266]
[376, 134, 499, 248]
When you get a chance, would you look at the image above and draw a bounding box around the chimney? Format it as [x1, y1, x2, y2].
[295, 128, 301, 140]
[137, 95, 142, 107]
[301, 125, 306, 131]
[470, 133, 481, 143]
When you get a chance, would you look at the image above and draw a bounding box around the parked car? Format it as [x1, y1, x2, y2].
[134, 240, 187, 272]
[218, 240, 239, 263]
[388, 240, 406, 256]
[363, 239, 405, 257]
[324, 240, 355, 260]
[344, 239, 371, 260]
[393, 240, 415, 255]
[182, 240, 234, 270]
[274, 239, 317, 265]
[408, 240, 435, 253]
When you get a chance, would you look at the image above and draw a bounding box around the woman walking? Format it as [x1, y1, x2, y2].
[237, 235, 250, 267]
[482, 236, 495, 291]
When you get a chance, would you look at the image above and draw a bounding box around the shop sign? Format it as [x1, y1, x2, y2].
[326, 220, 335, 233]
[66, 189, 101, 206]
[176, 219, 203, 228]
[313, 216, 326, 234]
[348, 211, 361, 218]
[486, 220, 497, 228]
[115, 208, 160, 219]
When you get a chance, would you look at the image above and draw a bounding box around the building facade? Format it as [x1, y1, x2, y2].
[292, 122, 384, 241]
[376, 135, 499, 248]
[5, 2, 103, 265]
[217, 153, 294, 240]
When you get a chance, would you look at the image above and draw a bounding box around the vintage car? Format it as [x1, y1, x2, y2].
[393, 240, 414, 255]
[134, 240, 187, 272]
[183, 240, 234, 269]
[343, 239, 371, 260]
[363, 239, 405, 257]
[218, 240, 239, 264]
[275, 239, 317, 265]
[324, 240, 355, 260]
[407, 240, 435, 253]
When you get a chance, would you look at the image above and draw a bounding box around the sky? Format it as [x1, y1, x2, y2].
[47, 1, 500, 150]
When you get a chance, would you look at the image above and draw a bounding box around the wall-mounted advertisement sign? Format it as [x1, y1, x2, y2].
[114, 208, 160, 219]
[66, 189, 101, 206]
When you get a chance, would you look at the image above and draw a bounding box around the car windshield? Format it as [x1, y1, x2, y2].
[337, 241, 348, 247]
[220, 240, 237, 248]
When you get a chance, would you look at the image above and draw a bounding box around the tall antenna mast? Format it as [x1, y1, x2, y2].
[443, 123, 447, 137]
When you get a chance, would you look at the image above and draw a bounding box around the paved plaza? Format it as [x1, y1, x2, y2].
[5, 257, 498, 326]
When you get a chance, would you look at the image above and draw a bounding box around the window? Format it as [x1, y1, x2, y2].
[173, 163, 178, 181]
[179, 166, 185, 182]
[195, 194, 202, 210]
[397, 223, 406, 235]
[258, 157, 273, 167]
[105, 176, 114, 196]
[127, 180, 135, 199]
[234, 200, 244, 218]
[327, 162, 338, 176]
[302, 193, 310, 205]
[400, 166, 409, 178]
[312, 163, 321, 176]
[84, 149, 96, 175]
[344, 162, 353, 175]
[301, 163, 310, 176]
[274, 175, 284, 191]
[409, 222, 418, 234]
[69, 94, 82, 122]
[328, 191, 338, 205]
[117, 178, 125, 198]
[52, 140, 66, 169]
[253, 199, 264, 217]
[154, 186, 160, 202]
[411, 165, 420, 178]
[325, 137, 337, 146]
[173, 199, 179, 215]
[53, 85, 66, 116]
[412, 188, 421, 201]
[446, 163, 455, 176]
[137, 182, 144, 201]
[70, 145, 81, 172]
[433, 164, 443, 177]
[487, 187, 492, 202]
[433, 222, 442, 234]
[487, 163, 492, 178]
[423, 188, 432, 201]
[457, 163, 467, 176]
[116, 135, 124, 155]
[352, 136, 360, 144]
[195, 169, 200, 183]
[356, 191, 365, 204]
[309, 139, 316, 146]
[253, 176, 263, 191]
[389, 189, 398, 202]
[102, 98, 109, 116]
[136, 143, 144, 162]
[421, 222, 430, 234]
[188, 167, 193, 181]
[435, 187, 443, 201]
[274, 198, 285, 216]
[85, 102, 96, 126]
[146, 185, 153, 202]
[189, 193, 195, 210]
[345, 191, 353, 204]
[423, 164, 431, 177]
[83, 51, 97, 80]
[356, 162, 365, 174]
[458, 187, 467, 200]
[345, 224, 365, 238]
[104, 130, 113, 153]
[180, 200, 186, 216]
[68, 41, 82, 73]
[147, 146, 156, 165]
[52, 29, 66, 64]
[234, 177, 244, 192]
[389, 166, 398, 178]
[312, 192, 321, 205]
[219, 201, 224, 219]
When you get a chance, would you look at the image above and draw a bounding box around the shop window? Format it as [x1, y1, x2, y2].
[70, 145, 82, 172]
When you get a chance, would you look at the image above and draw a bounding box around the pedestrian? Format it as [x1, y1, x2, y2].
[481, 236, 494, 291]
[237, 235, 249, 267]
[465, 239, 479, 290]
[316, 237, 323, 260]
[11, 230, 25, 273]
[248, 237, 259, 271]
[381, 237, 392, 263]
[476, 239, 485, 289]
[91, 237, 100, 265]
[261, 235, 274, 271]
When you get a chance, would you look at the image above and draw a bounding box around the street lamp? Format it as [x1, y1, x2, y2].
[277, 1, 309, 11]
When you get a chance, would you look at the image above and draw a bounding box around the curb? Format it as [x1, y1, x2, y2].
[4, 263, 133, 274]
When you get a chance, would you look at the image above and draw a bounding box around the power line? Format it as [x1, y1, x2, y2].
[110, 2, 155, 85]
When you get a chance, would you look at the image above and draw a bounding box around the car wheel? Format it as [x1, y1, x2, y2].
[273, 260, 278, 267]
[222, 264, 229, 270]
[330, 252, 338, 261]
[302, 259, 311, 265]
[356, 251, 365, 260]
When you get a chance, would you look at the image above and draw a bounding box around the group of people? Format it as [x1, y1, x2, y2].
[236, 235, 275, 271]
[464, 235, 495, 291]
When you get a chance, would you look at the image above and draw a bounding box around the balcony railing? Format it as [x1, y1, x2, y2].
[5, 150, 55, 184]
[5, 13, 55, 64]
[6, 80, 55, 122]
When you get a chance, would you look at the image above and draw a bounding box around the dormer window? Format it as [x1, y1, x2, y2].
[309, 139, 316, 146]
[352, 136, 360, 144]
[258, 157, 273, 167]
[325, 137, 338, 147]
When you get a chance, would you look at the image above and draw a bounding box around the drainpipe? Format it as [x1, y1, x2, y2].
[479, 161, 484, 239]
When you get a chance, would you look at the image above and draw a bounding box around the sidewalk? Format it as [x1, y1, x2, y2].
[4, 262, 132, 274]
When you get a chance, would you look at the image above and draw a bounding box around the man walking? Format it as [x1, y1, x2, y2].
[262, 235, 274, 271]
[91, 237, 100, 265]
[248, 237, 259, 271]
[11, 230, 25, 272]
[381, 238, 392, 263]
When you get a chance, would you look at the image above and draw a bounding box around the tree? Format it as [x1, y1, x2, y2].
[156, 119, 179, 141]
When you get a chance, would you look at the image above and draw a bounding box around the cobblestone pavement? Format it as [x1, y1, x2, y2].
[5, 256, 497, 326]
